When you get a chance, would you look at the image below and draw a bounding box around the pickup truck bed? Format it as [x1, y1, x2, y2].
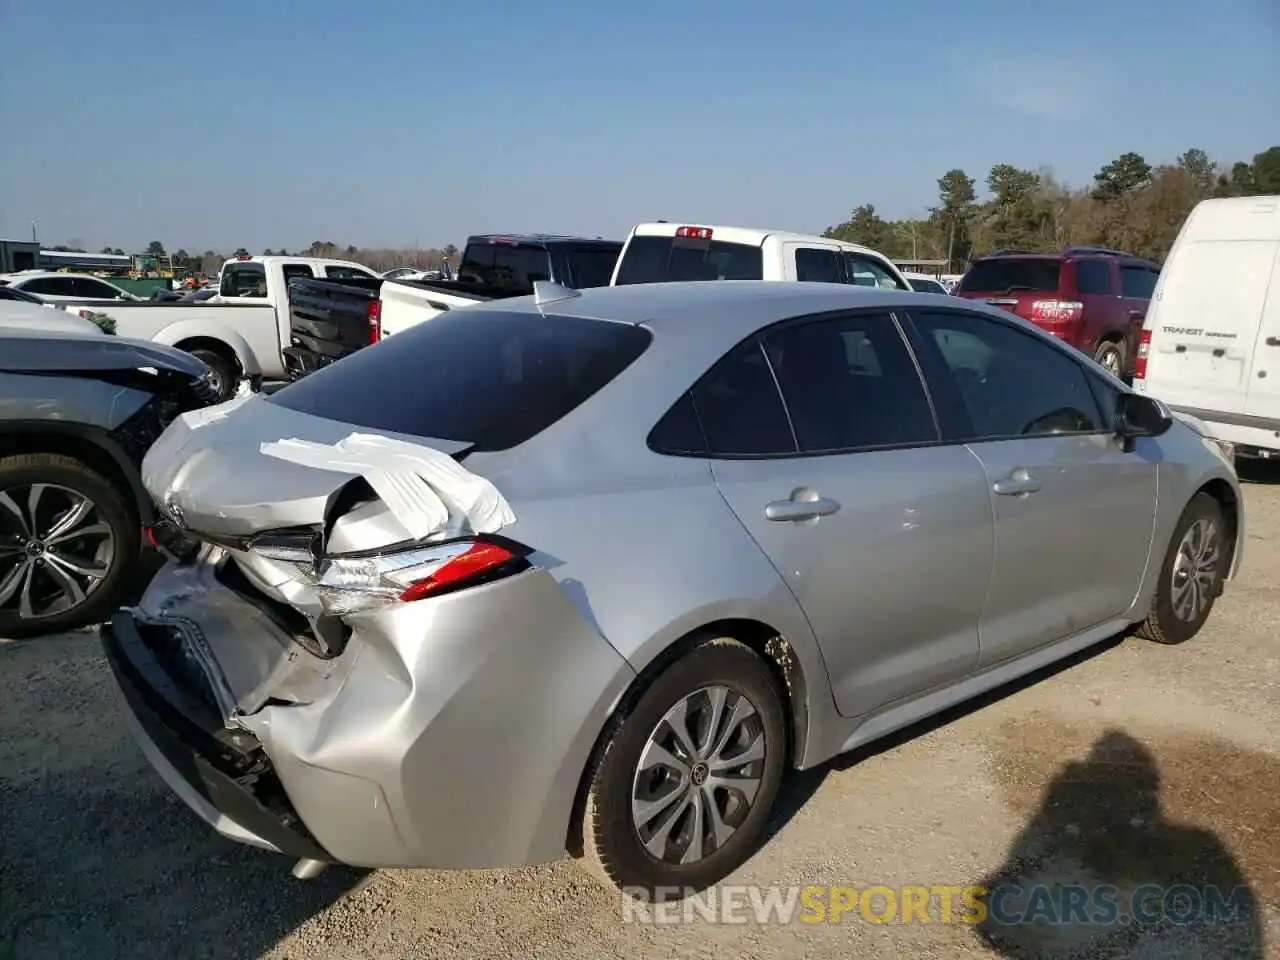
[285, 277, 508, 377]
[284, 277, 385, 378]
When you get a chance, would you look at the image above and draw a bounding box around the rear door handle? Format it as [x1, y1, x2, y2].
[764, 496, 841, 522]
[1128, 310, 1145, 319]
[992, 469, 1042, 497]
[1267, 337, 1280, 347]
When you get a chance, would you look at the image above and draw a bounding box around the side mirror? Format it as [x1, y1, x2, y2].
[1114, 392, 1173, 446]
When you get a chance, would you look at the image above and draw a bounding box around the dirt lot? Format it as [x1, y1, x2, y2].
[3, 468, 1278, 960]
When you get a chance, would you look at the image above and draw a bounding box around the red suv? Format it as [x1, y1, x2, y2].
[955, 245, 1160, 379]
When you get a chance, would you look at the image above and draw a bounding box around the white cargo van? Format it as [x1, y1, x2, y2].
[1134, 195, 1280, 458]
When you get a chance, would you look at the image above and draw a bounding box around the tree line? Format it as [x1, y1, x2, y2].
[825, 145, 1280, 272]
[50, 143, 1280, 278]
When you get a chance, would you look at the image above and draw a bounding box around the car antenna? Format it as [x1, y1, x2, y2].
[532, 280, 581, 314]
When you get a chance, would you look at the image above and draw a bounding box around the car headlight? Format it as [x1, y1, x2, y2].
[1201, 435, 1236, 467]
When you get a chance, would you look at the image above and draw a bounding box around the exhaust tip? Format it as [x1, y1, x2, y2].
[292, 858, 329, 880]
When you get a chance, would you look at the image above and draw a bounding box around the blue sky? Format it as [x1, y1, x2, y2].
[1, 0, 1276, 253]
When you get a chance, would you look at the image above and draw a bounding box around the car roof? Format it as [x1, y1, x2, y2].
[466, 234, 621, 248]
[483, 280, 1007, 346]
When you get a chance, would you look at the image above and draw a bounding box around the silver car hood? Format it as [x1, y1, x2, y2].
[142, 395, 472, 539]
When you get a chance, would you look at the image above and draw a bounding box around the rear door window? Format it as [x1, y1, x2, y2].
[267, 311, 652, 450]
[763, 313, 938, 451]
[324, 265, 376, 280]
[220, 263, 268, 298]
[958, 260, 1062, 294]
[1073, 260, 1113, 296]
[613, 234, 764, 284]
[1120, 265, 1158, 300]
[794, 247, 843, 282]
[281, 264, 316, 285]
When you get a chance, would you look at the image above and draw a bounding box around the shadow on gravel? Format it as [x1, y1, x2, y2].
[0, 627, 368, 960]
[764, 632, 1129, 845]
[972, 729, 1265, 959]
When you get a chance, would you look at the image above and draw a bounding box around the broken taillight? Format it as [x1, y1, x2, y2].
[308, 537, 531, 616]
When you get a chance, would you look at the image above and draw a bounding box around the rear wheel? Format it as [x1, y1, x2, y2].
[1094, 339, 1126, 378]
[1138, 493, 1228, 645]
[577, 636, 787, 898]
[0, 454, 140, 638]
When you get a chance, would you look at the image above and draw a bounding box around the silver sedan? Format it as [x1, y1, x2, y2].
[99, 280, 1243, 897]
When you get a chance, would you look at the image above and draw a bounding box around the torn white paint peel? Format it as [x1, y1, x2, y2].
[259, 433, 516, 541]
[184, 394, 252, 429]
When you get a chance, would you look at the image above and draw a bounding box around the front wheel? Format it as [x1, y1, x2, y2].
[576, 636, 787, 898]
[0, 454, 140, 637]
[1138, 493, 1229, 645]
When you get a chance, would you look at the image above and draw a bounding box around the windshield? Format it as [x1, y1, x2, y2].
[267, 311, 653, 451]
[613, 234, 764, 284]
[958, 259, 1061, 294]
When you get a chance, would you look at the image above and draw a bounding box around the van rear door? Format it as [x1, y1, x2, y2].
[1142, 198, 1280, 417]
[1238, 200, 1280, 421]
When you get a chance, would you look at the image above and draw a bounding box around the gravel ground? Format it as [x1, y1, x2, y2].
[3, 466, 1278, 960]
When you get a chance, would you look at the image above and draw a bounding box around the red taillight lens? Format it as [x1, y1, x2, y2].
[367, 298, 382, 344]
[398, 542, 518, 601]
[1134, 329, 1152, 380]
[675, 226, 713, 240]
[299, 537, 532, 616]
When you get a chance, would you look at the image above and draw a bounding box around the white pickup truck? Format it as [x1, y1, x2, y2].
[62, 255, 381, 398]
[610, 222, 911, 289]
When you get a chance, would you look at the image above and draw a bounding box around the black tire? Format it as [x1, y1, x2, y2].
[0, 453, 140, 638]
[1094, 339, 1127, 378]
[187, 347, 238, 401]
[577, 636, 787, 898]
[1137, 493, 1228, 645]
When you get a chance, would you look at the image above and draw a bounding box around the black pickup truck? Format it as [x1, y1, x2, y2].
[283, 233, 622, 379]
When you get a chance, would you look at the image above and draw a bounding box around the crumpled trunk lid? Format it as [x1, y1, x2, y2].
[141, 394, 472, 540]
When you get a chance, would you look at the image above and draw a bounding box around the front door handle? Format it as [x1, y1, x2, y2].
[1266, 337, 1280, 347]
[992, 469, 1042, 497]
[764, 496, 841, 522]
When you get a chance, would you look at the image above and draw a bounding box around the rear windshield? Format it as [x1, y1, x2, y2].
[267, 311, 653, 451]
[613, 234, 764, 284]
[958, 259, 1061, 294]
[457, 243, 550, 295]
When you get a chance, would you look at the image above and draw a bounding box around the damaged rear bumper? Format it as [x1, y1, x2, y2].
[102, 558, 638, 871]
[99, 612, 333, 863]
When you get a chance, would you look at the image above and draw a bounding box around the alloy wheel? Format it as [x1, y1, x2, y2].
[1171, 518, 1219, 622]
[631, 685, 767, 865]
[0, 483, 115, 620]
